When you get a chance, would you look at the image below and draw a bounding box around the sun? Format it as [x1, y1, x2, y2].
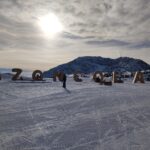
[38, 13, 63, 37]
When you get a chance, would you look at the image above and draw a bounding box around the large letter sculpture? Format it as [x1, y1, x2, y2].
[73, 72, 82, 82]
[58, 72, 64, 82]
[132, 72, 145, 83]
[112, 72, 123, 83]
[53, 72, 64, 82]
[12, 68, 23, 80]
[32, 70, 43, 81]
[93, 71, 104, 84]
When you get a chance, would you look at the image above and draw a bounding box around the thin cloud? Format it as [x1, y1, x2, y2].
[86, 40, 130, 47]
[0, 0, 150, 68]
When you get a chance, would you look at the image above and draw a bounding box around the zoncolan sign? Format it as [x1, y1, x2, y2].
[0, 68, 145, 84]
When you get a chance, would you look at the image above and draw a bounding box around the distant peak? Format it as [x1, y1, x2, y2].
[43, 56, 150, 77]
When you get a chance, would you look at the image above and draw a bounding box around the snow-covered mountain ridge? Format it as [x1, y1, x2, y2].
[44, 56, 150, 77]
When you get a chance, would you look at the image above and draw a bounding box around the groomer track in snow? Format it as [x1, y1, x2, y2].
[0, 77, 150, 150]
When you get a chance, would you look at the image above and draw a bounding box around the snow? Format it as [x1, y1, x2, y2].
[0, 77, 150, 150]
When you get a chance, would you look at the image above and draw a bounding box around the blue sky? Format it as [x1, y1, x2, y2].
[0, 0, 150, 70]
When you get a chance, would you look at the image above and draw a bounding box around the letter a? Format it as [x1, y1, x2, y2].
[132, 72, 145, 83]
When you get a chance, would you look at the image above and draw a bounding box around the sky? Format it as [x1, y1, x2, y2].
[0, 0, 150, 71]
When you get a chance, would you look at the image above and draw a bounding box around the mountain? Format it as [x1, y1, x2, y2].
[43, 56, 150, 77]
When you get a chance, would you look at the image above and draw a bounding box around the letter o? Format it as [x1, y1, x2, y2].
[73, 72, 82, 82]
[93, 71, 104, 84]
[32, 70, 43, 81]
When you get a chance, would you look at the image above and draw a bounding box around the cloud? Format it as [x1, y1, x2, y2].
[86, 39, 130, 47]
[0, 0, 150, 68]
[0, 0, 150, 43]
[130, 41, 150, 49]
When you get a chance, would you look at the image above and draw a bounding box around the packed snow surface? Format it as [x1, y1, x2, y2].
[0, 77, 150, 150]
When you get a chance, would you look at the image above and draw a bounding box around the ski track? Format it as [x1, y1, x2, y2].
[0, 78, 150, 150]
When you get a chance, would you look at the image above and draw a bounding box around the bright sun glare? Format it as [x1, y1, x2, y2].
[38, 13, 63, 37]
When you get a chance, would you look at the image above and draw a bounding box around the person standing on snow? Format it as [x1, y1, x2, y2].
[62, 73, 67, 88]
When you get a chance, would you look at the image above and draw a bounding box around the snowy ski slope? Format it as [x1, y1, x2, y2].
[0, 77, 150, 150]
